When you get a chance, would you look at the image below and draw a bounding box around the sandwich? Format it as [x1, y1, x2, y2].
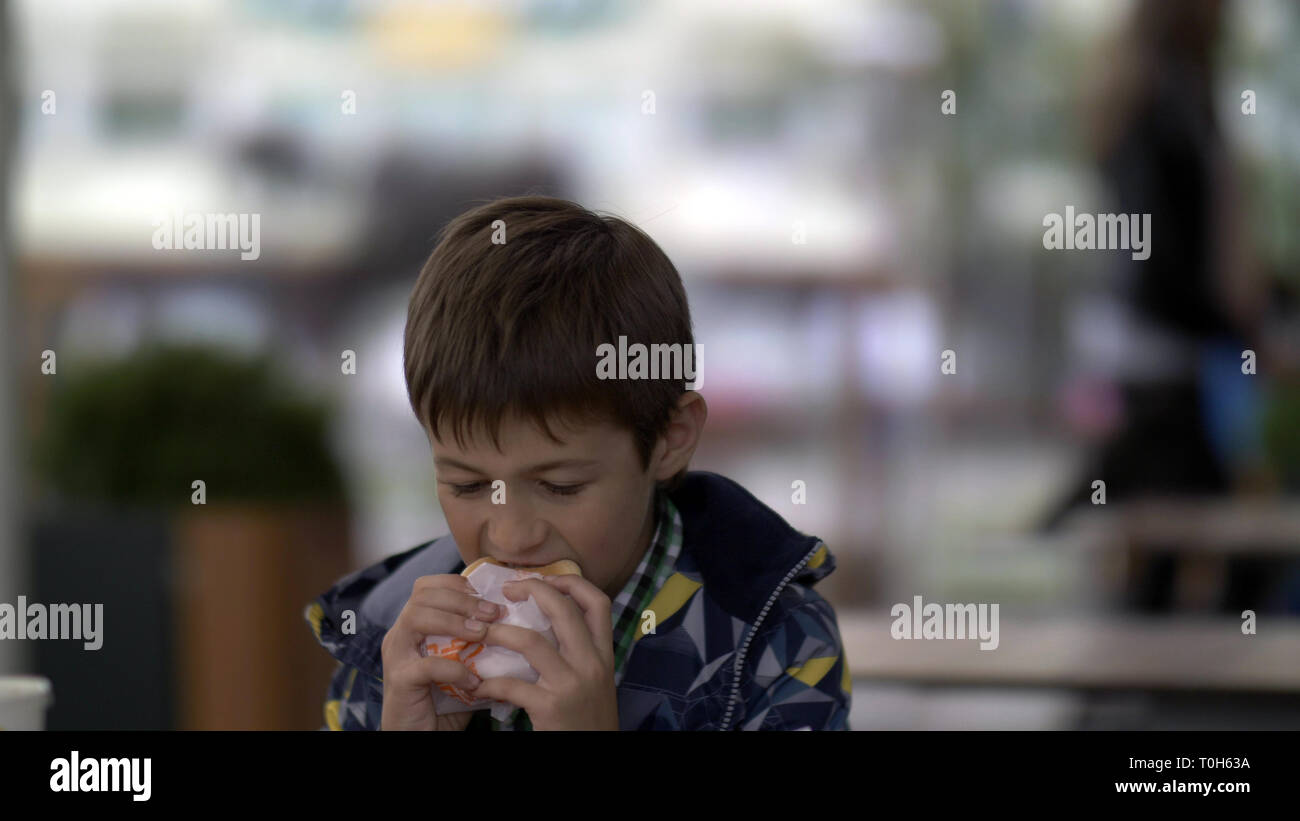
[461, 557, 583, 578]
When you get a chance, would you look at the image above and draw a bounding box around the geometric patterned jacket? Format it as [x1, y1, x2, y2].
[304, 471, 852, 730]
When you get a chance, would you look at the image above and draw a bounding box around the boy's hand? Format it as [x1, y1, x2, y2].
[470, 574, 619, 730]
[379, 573, 502, 731]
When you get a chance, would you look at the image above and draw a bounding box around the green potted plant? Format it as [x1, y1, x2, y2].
[30, 342, 352, 729]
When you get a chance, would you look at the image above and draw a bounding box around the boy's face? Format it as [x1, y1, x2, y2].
[428, 413, 660, 601]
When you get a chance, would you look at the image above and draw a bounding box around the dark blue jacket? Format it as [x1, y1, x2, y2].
[305, 471, 851, 730]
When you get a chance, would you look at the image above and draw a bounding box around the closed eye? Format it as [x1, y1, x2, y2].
[541, 481, 585, 496]
[447, 481, 488, 497]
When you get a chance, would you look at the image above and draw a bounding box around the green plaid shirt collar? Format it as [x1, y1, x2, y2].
[492, 489, 682, 731]
[611, 489, 682, 687]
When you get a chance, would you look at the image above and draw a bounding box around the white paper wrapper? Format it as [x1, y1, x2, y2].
[422, 561, 562, 722]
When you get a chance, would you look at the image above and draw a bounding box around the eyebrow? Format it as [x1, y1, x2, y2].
[434, 457, 600, 474]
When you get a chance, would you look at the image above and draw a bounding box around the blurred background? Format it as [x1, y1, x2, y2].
[2, 0, 1298, 729]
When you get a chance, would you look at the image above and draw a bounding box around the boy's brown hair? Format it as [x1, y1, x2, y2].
[404, 195, 694, 490]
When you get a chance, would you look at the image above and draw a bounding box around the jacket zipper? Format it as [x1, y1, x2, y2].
[718, 540, 825, 731]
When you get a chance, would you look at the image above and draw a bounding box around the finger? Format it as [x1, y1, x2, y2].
[478, 622, 572, 683]
[470, 675, 543, 718]
[540, 574, 615, 669]
[412, 573, 475, 595]
[387, 602, 500, 663]
[504, 578, 599, 663]
[393, 654, 482, 693]
[408, 586, 503, 623]
[403, 607, 496, 650]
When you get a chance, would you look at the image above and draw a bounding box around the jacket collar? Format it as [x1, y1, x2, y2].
[668, 471, 832, 624]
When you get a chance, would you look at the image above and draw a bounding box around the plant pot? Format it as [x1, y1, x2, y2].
[172, 503, 351, 730]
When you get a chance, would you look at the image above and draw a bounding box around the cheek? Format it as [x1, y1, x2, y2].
[553, 507, 609, 560]
[438, 496, 482, 545]
[555, 508, 602, 552]
[567, 497, 641, 566]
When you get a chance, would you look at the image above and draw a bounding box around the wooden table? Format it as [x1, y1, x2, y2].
[838, 611, 1300, 694]
[1062, 498, 1300, 556]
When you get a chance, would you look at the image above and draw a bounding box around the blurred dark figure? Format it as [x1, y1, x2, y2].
[1045, 0, 1273, 612]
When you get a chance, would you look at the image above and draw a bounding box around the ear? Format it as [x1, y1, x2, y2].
[652, 392, 708, 482]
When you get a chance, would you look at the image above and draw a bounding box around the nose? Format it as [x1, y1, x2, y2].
[483, 495, 548, 558]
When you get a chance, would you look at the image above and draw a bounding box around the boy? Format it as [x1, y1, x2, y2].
[304, 195, 850, 730]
